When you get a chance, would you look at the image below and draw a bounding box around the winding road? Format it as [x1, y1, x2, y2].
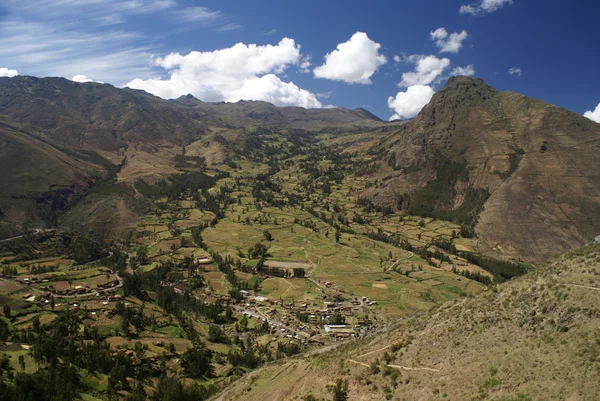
[0, 229, 55, 244]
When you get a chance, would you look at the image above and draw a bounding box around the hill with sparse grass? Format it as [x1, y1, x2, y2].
[213, 242, 600, 401]
[361, 76, 600, 264]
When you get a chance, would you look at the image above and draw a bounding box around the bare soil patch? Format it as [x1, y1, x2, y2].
[264, 260, 313, 269]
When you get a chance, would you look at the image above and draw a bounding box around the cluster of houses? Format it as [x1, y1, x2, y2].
[14, 277, 48, 286]
[159, 271, 376, 343]
[236, 291, 375, 342]
[13, 274, 120, 297]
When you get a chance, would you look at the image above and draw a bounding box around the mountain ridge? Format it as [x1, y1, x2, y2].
[366, 76, 600, 263]
[1, 75, 600, 264]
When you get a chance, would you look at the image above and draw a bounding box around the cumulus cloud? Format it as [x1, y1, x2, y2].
[72, 74, 104, 84]
[399, 55, 451, 87]
[451, 64, 476, 76]
[388, 85, 435, 120]
[430, 28, 468, 53]
[508, 66, 522, 76]
[313, 32, 387, 84]
[460, 0, 513, 15]
[584, 104, 600, 123]
[0, 67, 18, 77]
[126, 38, 322, 108]
[72, 75, 92, 83]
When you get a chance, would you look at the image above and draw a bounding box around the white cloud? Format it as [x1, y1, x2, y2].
[171, 5, 240, 32]
[460, 0, 513, 15]
[71, 74, 104, 83]
[316, 92, 332, 99]
[0, 67, 19, 77]
[388, 85, 435, 120]
[298, 55, 312, 73]
[393, 55, 401, 63]
[229, 74, 321, 108]
[174, 6, 221, 22]
[126, 38, 322, 108]
[13, 0, 178, 24]
[214, 23, 242, 32]
[451, 64, 476, 76]
[0, 1, 240, 85]
[430, 27, 468, 53]
[399, 55, 451, 87]
[584, 104, 600, 123]
[508, 66, 522, 76]
[0, 19, 156, 84]
[72, 74, 93, 82]
[313, 32, 387, 84]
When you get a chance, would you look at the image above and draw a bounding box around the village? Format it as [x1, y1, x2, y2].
[3, 268, 378, 353]
[156, 255, 381, 345]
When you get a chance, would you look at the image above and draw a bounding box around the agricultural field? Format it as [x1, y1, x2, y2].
[0, 126, 528, 400]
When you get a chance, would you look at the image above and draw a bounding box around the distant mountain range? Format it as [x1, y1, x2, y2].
[1, 75, 599, 264]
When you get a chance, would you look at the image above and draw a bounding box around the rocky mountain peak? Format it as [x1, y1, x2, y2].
[417, 76, 498, 126]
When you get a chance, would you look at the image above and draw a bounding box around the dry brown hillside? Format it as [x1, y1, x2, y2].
[2, 75, 600, 264]
[369, 76, 600, 264]
[214, 243, 600, 401]
[0, 76, 385, 232]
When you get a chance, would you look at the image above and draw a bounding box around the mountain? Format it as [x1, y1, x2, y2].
[172, 97, 383, 129]
[2, 74, 600, 401]
[0, 76, 386, 232]
[366, 76, 600, 264]
[215, 242, 600, 401]
[1, 75, 599, 264]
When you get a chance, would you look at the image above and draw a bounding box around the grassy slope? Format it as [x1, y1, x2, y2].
[215, 244, 600, 401]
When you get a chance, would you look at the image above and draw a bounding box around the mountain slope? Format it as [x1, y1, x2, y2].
[2, 75, 600, 264]
[173, 97, 383, 130]
[0, 76, 385, 230]
[213, 243, 600, 401]
[369, 76, 600, 263]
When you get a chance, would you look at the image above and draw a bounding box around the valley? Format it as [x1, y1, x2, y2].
[0, 75, 598, 400]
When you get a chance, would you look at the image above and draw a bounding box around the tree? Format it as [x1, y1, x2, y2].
[129, 256, 139, 270]
[181, 345, 214, 379]
[334, 229, 341, 244]
[32, 316, 41, 333]
[327, 313, 345, 325]
[191, 226, 204, 248]
[136, 245, 149, 265]
[248, 243, 268, 259]
[125, 381, 147, 401]
[263, 230, 273, 241]
[208, 325, 227, 343]
[3, 305, 10, 319]
[134, 342, 145, 360]
[332, 379, 349, 401]
[18, 355, 25, 371]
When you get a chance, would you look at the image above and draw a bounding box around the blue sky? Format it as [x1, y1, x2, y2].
[0, 0, 599, 122]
